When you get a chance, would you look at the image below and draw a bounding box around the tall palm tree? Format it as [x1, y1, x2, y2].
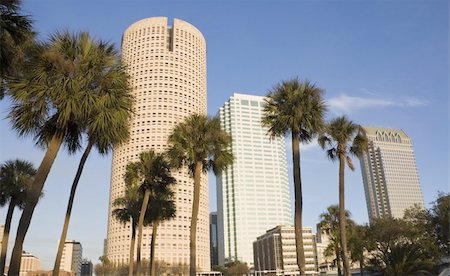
[0, 0, 34, 99]
[112, 181, 141, 276]
[318, 116, 368, 276]
[262, 78, 326, 275]
[52, 35, 133, 276]
[0, 160, 36, 275]
[125, 150, 176, 276]
[168, 114, 233, 276]
[6, 31, 129, 275]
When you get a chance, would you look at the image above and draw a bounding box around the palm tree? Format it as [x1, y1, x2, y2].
[52, 35, 133, 276]
[0, 160, 36, 275]
[112, 181, 141, 276]
[168, 114, 233, 276]
[147, 185, 176, 276]
[125, 150, 176, 276]
[262, 78, 326, 275]
[371, 243, 434, 276]
[112, 157, 176, 276]
[0, 0, 34, 99]
[318, 116, 368, 276]
[318, 205, 352, 276]
[6, 31, 129, 275]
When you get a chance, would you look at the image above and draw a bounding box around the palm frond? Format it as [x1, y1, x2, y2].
[349, 132, 368, 158]
[346, 156, 355, 171]
[261, 78, 327, 142]
[0, 159, 37, 209]
[168, 114, 234, 177]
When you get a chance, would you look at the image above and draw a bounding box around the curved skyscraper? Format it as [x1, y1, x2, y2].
[106, 17, 210, 271]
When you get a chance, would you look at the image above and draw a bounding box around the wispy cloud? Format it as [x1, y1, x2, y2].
[328, 94, 428, 113]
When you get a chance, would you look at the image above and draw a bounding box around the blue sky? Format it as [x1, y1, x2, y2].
[0, 0, 448, 269]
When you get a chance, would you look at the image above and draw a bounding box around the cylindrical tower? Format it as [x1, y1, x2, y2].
[106, 17, 210, 271]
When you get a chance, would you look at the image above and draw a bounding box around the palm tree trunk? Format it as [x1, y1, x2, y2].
[150, 221, 158, 276]
[190, 161, 202, 276]
[359, 256, 364, 276]
[291, 134, 306, 275]
[335, 245, 342, 276]
[129, 222, 136, 276]
[336, 249, 342, 276]
[8, 135, 63, 276]
[136, 189, 150, 276]
[53, 142, 93, 276]
[338, 153, 351, 276]
[0, 198, 16, 275]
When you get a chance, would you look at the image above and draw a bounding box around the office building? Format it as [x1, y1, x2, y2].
[210, 212, 219, 267]
[20, 252, 41, 276]
[253, 226, 317, 275]
[106, 17, 210, 270]
[359, 126, 424, 221]
[217, 93, 292, 265]
[60, 240, 82, 276]
[80, 259, 93, 276]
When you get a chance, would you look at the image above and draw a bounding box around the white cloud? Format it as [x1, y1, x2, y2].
[328, 94, 428, 113]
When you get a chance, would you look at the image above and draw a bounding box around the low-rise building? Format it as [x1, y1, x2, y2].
[20, 252, 41, 276]
[253, 226, 318, 275]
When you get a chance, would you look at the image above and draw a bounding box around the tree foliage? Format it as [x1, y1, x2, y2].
[0, 0, 35, 99]
[429, 192, 450, 255]
[365, 216, 437, 275]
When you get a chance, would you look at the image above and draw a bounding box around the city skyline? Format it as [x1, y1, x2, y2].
[0, 0, 447, 269]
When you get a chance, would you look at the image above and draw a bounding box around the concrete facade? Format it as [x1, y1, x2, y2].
[253, 226, 317, 275]
[217, 93, 292, 266]
[359, 126, 424, 221]
[106, 17, 210, 271]
[19, 252, 41, 276]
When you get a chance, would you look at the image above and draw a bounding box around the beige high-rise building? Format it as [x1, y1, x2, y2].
[106, 17, 209, 270]
[359, 126, 424, 221]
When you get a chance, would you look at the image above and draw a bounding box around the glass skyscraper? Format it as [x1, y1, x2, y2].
[217, 93, 292, 266]
[359, 126, 424, 221]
